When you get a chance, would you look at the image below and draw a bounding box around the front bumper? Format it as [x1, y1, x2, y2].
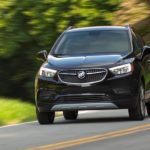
[35, 73, 139, 112]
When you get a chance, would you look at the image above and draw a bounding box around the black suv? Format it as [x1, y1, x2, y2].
[35, 26, 150, 124]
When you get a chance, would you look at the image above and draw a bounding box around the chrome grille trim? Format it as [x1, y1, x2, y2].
[59, 72, 76, 75]
[58, 68, 108, 86]
[86, 71, 106, 75]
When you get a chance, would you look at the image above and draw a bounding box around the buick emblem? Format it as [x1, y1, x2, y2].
[77, 71, 85, 79]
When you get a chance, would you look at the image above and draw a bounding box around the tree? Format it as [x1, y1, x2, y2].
[0, 0, 120, 102]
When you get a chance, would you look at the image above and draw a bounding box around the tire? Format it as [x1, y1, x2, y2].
[146, 103, 150, 117]
[36, 108, 55, 124]
[63, 111, 78, 120]
[128, 83, 146, 121]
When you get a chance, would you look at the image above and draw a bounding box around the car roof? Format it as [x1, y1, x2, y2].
[66, 26, 129, 33]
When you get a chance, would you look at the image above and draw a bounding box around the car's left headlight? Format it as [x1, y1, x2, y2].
[39, 67, 57, 78]
[109, 64, 133, 75]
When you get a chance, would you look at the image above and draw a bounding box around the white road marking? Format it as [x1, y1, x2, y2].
[0, 121, 37, 129]
[0, 111, 95, 129]
[0, 110, 128, 129]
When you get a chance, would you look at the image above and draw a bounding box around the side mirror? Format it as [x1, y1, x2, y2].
[143, 45, 150, 51]
[140, 45, 150, 60]
[37, 50, 48, 61]
[135, 46, 150, 61]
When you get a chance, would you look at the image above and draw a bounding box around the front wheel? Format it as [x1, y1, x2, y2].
[128, 83, 146, 121]
[63, 111, 78, 120]
[36, 108, 55, 124]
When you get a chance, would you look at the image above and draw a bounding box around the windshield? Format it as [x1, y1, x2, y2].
[52, 30, 131, 56]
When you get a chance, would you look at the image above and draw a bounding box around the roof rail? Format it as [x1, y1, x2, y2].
[125, 24, 132, 28]
[66, 26, 74, 30]
[125, 24, 136, 31]
[125, 24, 137, 33]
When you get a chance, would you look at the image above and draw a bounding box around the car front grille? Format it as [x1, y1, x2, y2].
[58, 68, 107, 84]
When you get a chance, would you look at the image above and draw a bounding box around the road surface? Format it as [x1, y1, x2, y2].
[0, 110, 150, 150]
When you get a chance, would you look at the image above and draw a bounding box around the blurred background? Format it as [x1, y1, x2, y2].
[0, 0, 150, 125]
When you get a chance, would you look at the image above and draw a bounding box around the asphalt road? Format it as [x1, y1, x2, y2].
[0, 110, 150, 150]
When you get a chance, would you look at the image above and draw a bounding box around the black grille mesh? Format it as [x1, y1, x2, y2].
[56, 95, 111, 103]
[58, 68, 107, 84]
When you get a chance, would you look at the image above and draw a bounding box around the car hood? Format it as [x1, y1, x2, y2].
[47, 54, 123, 69]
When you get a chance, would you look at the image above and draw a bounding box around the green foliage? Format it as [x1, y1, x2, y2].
[0, 97, 35, 125]
[0, 0, 120, 101]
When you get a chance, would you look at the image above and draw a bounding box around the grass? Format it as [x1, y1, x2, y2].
[0, 97, 62, 126]
[0, 97, 36, 126]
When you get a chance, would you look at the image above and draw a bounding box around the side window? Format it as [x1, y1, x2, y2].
[136, 35, 144, 50]
[132, 35, 141, 53]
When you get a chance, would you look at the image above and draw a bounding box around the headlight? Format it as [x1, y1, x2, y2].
[109, 64, 133, 75]
[39, 67, 57, 78]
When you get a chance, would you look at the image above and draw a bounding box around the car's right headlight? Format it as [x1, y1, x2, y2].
[39, 67, 57, 78]
[109, 64, 133, 75]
